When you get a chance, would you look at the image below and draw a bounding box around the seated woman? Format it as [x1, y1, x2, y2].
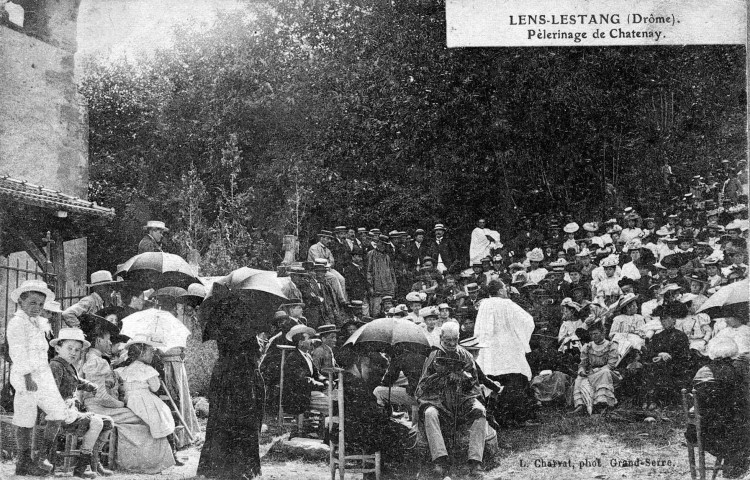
[640, 303, 691, 410]
[81, 321, 175, 474]
[608, 293, 647, 356]
[571, 322, 621, 415]
[686, 337, 750, 478]
[557, 298, 585, 356]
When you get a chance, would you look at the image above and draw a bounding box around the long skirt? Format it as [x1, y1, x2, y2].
[198, 351, 264, 479]
[163, 356, 201, 448]
[530, 371, 573, 405]
[573, 368, 620, 413]
[86, 403, 175, 474]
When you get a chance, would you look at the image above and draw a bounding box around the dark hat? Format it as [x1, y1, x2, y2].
[653, 302, 689, 319]
[454, 306, 471, 317]
[565, 263, 582, 273]
[661, 254, 684, 270]
[466, 283, 480, 293]
[618, 277, 637, 288]
[687, 271, 709, 284]
[80, 313, 120, 340]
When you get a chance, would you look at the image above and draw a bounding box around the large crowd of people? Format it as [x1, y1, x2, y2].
[2, 162, 748, 479]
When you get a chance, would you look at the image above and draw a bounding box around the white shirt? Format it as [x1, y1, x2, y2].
[475, 297, 534, 379]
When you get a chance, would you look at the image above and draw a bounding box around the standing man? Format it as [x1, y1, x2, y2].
[62, 271, 122, 328]
[343, 248, 370, 316]
[366, 235, 397, 318]
[138, 221, 168, 253]
[427, 224, 457, 275]
[345, 228, 362, 255]
[331, 226, 351, 269]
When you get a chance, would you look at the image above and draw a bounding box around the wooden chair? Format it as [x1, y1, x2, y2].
[681, 388, 724, 480]
[325, 367, 381, 480]
[277, 345, 305, 435]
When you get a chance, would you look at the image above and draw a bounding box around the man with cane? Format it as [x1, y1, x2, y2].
[415, 322, 488, 478]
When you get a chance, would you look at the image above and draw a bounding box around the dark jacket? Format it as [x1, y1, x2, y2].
[50, 356, 96, 400]
[426, 237, 457, 271]
[381, 351, 427, 397]
[138, 234, 163, 254]
[343, 262, 368, 301]
[282, 349, 325, 415]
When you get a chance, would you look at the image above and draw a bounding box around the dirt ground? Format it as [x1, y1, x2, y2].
[1, 407, 746, 479]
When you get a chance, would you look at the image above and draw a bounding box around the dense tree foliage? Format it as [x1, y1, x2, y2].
[79, 0, 746, 274]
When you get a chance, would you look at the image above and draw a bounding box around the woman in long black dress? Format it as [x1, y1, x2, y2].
[198, 292, 274, 479]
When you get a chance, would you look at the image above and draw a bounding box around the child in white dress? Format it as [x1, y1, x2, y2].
[115, 334, 181, 463]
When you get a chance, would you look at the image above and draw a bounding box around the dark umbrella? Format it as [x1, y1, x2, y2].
[116, 252, 201, 290]
[199, 268, 290, 334]
[343, 317, 431, 353]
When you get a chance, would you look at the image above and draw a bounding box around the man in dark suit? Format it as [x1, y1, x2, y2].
[426, 224, 457, 274]
[406, 229, 429, 271]
[138, 221, 168, 253]
[331, 226, 351, 269]
[282, 325, 330, 416]
[343, 248, 369, 310]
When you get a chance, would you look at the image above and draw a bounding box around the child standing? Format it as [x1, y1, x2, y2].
[7, 280, 77, 476]
[115, 335, 180, 463]
[49, 328, 115, 478]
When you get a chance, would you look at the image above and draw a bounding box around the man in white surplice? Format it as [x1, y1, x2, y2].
[474, 280, 534, 380]
[469, 219, 502, 266]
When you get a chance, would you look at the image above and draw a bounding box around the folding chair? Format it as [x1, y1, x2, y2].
[681, 388, 724, 480]
[325, 367, 381, 480]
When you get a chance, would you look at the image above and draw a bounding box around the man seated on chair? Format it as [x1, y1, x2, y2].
[415, 322, 488, 478]
[282, 325, 331, 420]
[48, 328, 114, 478]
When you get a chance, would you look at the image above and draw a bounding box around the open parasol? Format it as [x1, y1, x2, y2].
[343, 317, 431, 353]
[116, 252, 200, 290]
[696, 278, 749, 319]
[121, 308, 191, 351]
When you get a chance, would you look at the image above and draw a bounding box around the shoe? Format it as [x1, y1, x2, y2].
[16, 453, 52, 477]
[569, 405, 584, 415]
[431, 456, 449, 478]
[73, 453, 97, 478]
[173, 453, 186, 467]
[468, 460, 484, 477]
[96, 463, 115, 476]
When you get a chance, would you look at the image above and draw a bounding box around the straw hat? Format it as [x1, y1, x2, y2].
[616, 293, 639, 311]
[526, 248, 544, 262]
[50, 328, 90, 349]
[563, 222, 580, 234]
[419, 306, 439, 318]
[143, 220, 169, 232]
[86, 271, 123, 287]
[10, 279, 55, 303]
[285, 324, 317, 342]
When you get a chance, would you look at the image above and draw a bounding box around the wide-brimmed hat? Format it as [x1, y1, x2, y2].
[124, 333, 167, 349]
[10, 279, 55, 303]
[419, 306, 439, 318]
[563, 222, 579, 234]
[661, 254, 683, 270]
[405, 292, 423, 303]
[623, 239, 643, 252]
[81, 313, 121, 338]
[655, 226, 673, 236]
[86, 270, 123, 287]
[599, 255, 619, 268]
[317, 324, 339, 336]
[560, 297, 582, 312]
[583, 222, 598, 232]
[143, 220, 169, 232]
[458, 336, 486, 350]
[658, 283, 682, 296]
[286, 324, 317, 342]
[50, 328, 90, 349]
[616, 293, 639, 311]
[526, 248, 544, 262]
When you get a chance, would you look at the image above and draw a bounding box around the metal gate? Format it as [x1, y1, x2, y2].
[0, 254, 85, 391]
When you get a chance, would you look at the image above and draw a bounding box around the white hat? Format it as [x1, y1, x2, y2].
[563, 222, 579, 234]
[526, 248, 544, 262]
[285, 324, 317, 342]
[560, 297, 582, 312]
[50, 328, 90, 349]
[313, 257, 329, 266]
[590, 236, 604, 248]
[575, 248, 590, 258]
[10, 279, 55, 304]
[86, 270, 123, 287]
[124, 333, 167, 349]
[433, 223, 447, 231]
[405, 292, 423, 303]
[583, 222, 598, 232]
[44, 300, 63, 313]
[600, 255, 619, 268]
[623, 239, 643, 252]
[143, 220, 169, 232]
[438, 303, 453, 310]
[419, 306, 439, 318]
